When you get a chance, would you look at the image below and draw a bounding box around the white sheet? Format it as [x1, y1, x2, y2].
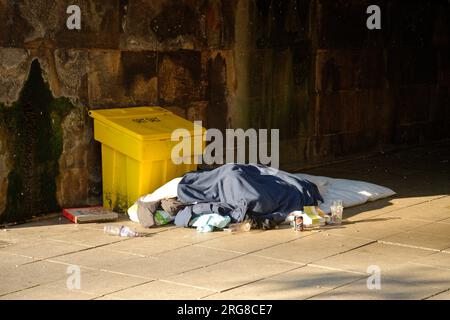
[292, 173, 396, 214]
[128, 173, 396, 223]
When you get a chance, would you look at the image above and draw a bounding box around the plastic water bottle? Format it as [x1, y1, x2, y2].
[103, 225, 139, 237]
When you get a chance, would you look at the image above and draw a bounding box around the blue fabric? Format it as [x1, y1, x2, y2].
[175, 164, 323, 227]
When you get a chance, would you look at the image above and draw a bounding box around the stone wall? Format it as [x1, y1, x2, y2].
[0, 0, 448, 222]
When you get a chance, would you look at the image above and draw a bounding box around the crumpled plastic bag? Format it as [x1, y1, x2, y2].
[154, 210, 174, 226]
[191, 214, 231, 233]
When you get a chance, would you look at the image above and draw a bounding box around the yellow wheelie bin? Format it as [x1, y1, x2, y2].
[89, 107, 204, 213]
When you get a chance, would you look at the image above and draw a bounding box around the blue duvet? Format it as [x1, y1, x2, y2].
[175, 164, 323, 227]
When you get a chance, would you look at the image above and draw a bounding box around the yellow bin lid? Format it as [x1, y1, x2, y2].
[89, 107, 203, 141]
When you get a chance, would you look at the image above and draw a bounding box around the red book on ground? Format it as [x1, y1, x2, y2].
[62, 207, 119, 224]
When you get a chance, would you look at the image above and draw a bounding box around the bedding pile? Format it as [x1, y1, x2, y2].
[175, 164, 323, 228]
[128, 163, 396, 231]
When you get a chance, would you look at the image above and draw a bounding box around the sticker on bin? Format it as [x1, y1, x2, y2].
[132, 117, 161, 124]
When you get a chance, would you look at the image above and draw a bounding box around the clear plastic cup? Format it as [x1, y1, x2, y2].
[330, 200, 344, 225]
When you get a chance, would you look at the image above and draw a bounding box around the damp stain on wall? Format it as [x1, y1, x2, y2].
[0, 59, 74, 223]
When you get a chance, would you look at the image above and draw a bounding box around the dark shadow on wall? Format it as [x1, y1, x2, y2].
[0, 59, 75, 224]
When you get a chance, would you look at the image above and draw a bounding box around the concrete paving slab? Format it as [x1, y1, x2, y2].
[94, 295, 126, 300]
[193, 232, 283, 254]
[2, 217, 77, 238]
[151, 227, 230, 244]
[0, 284, 97, 300]
[313, 242, 436, 274]
[101, 235, 193, 257]
[324, 216, 423, 240]
[238, 226, 319, 244]
[381, 263, 450, 291]
[50, 247, 142, 269]
[427, 196, 450, 209]
[410, 252, 450, 271]
[47, 228, 131, 247]
[204, 265, 365, 300]
[252, 233, 373, 264]
[339, 193, 445, 221]
[46, 269, 150, 296]
[0, 276, 38, 296]
[103, 246, 242, 279]
[102, 280, 214, 300]
[78, 219, 177, 236]
[0, 239, 90, 260]
[427, 290, 450, 300]
[380, 231, 450, 251]
[164, 255, 301, 292]
[412, 222, 450, 239]
[0, 251, 35, 268]
[378, 202, 450, 223]
[0, 260, 76, 296]
[310, 276, 443, 300]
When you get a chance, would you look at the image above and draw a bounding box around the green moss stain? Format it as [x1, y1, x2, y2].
[0, 59, 75, 223]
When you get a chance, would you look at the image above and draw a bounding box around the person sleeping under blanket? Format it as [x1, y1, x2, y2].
[136, 163, 323, 231]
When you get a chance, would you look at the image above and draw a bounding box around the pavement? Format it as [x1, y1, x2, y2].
[0, 142, 449, 300]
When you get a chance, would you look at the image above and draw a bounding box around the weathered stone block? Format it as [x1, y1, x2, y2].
[254, 0, 311, 49]
[0, 0, 33, 47]
[316, 0, 384, 49]
[120, 0, 207, 50]
[437, 49, 449, 86]
[206, 51, 230, 131]
[312, 134, 342, 161]
[0, 0, 9, 46]
[187, 101, 208, 123]
[206, 0, 224, 49]
[88, 50, 158, 108]
[57, 168, 88, 208]
[317, 88, 392, 138]
[0, 128, 12, 216]
[388, 1, 434, 48]
[0, 49, 31, 104]
[56, 107, 102, 208]
[53, 49, 89, 102]
[0, 0, 120, 49]
[279, 137, 311, 168]
[236, 47, 313, 138]
[119, 0, 160, 50]
[158, 50, 204, 105]
[54, 0, 121, 49]
[432, 4, 449, 47]
[315, 49, 386, 93]
[164, 106, 187, 119]
[397, 86, 432, 125]
[313, 130, 379, 160]
[317, 91, 351, 135]
[387, 48, 437, 85]
[341, 130, 379, 154]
